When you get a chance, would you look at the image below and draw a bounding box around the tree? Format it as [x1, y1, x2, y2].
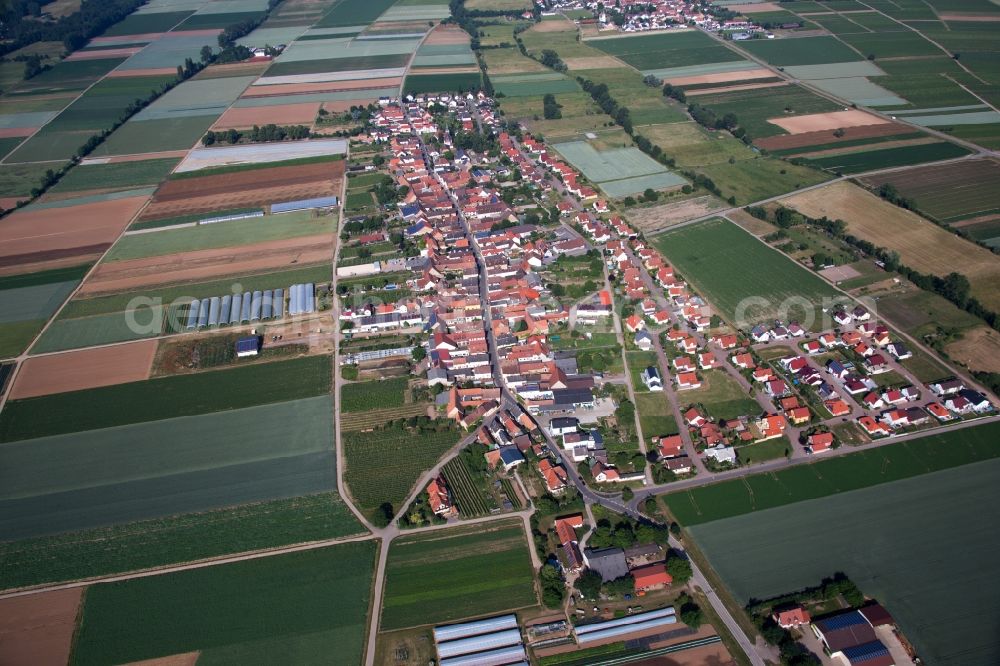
[372, 502, 394, 527]
[680, 602, 703, 629]
[412, 345, 427, 361]
[539, 563, 565, 608]
[833, 127, 845, 138]
[621, 486, 634, 501]
[200, 45, 214, 63]
[666, 551, 693, 584]
[603, 574, 635, 597]
[576, 569, 603, 599]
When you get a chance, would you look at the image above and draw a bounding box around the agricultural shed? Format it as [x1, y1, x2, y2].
[576, 614, 678, 645]
[236, 336, 259, 357]
[438, 645, 526, 666]
[575, 607, 677, 636]
[272, 195, 339, 214]
[436, 629, 522, 659]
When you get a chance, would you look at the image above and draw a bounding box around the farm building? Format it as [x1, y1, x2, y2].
[235, 336, 260, 358]
[811, 610, 894, 665]
[631, 564, 672, 592]
[574, 607, 677, 646]
[433, 614, 526, 666]
[583, 547, 628, 582]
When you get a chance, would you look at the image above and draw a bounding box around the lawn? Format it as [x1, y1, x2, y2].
[341, 377, 409, 413]
[654, 218, 841, 330]
[381, 519, 537, 630]
[0, 396, 336, 540]
[0, 355, 331, 442]
[681, 370, 761, 420]
[0, 491, 363, 591]
[343, 421, 461, 515]
[689, 456, 1000, 666]
[635, 392, 678, 438]
[664, 419, 1000, 526]
[71, 541, 376, 665]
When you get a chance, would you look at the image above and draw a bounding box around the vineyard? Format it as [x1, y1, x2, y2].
[340, 403, 430, 431]
[343, 421, 461, 514]
[442, 456, 494, 517]
[340, 377, 409, 413]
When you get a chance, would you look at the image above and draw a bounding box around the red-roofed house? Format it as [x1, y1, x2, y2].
[773, 606, 811, 628]
[807, 432, 834, 454]
[631, 564, 672, 592]
[538, 458, 568, 494]
[426, 476, 453, 516]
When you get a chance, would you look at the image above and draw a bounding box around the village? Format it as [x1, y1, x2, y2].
[329, 92, 994, 647]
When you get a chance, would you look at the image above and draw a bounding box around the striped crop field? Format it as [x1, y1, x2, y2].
[442, 456, 491, 517]
[340, 403, 430, 431]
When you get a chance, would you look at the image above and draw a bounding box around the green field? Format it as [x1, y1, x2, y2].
[0, 396, 336, 539]
[105, 211, 332, 261]
[0, 272, 80, 357]
[861, 158, 1000, 223]
[14, 57, 126, 95]
[316, 0, 397, 27]
[48, 157, 180, 193]
[681, 370, 761, 420]
[805, 141, 971, 174]
[589, 31, 743, 72]
[381, 519, 536, 630]
[635, 392, 678, 438]
[694, 85, 840, 139]
[665, 420, 1000, 526]
[695, 157, 830, 205]
[32, 307, 165, 352]
[72, 541, 376, 665]
[0, 162, 61, 198]
[690, 457, 1000, 666]
[654, 218, 841, 329]
[341, 377, 409, 413]
[343, 422, 460, 514]
[739, 36, 863, 66]
[91, 114, 218, 156]
[0, 355, 331, 442]
[0, 491, 363, 591]
[101, 10, 193, 36]
[267, 53, 409, 76]
[838, 30, 941, 58]
[403, 72, 482, 95]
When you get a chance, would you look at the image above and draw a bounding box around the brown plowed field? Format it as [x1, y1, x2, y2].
[0, 195, 148, 268]
[101, 150, 189, 163]
[666, 67, 774, 86]
[424, 24, 470, 44]
[79, 234, 333, 294]
[140, 159, 343, 220]
[12, 339, 158, 398]
[90, 32, 164, 44]
[755, 121, 912, 151]
[243, 77, 403, 96]
[0, 588, 82, 666]
[767, 109, 889, 134]
[792, 136, 937, 158]
[212, 102, 320, 129]
[563, 56, 622, 69]
[0, 126, 35, 138]
[66, 47, 143, 60]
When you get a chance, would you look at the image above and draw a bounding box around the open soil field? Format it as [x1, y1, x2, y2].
[626, 196, 727, 233]
[689, 456, 1000, 666]
[0, 587, 82, 665]
[945, 325, 1000, 373]
[0, 195, 148, 272]
[243, 77, 403, 96]
[71, 542, 376, 666]
[141, 158, 343, 220]
[781, 181, 1000, 311]
[78, 234, 334, 295]
[212, 102, 321, 129]
[667, 67, 774, 86]
[755, 121, 914, 151]
[859, 157, 1000, 223]
[381, 519, 537, 631]
[688, 81, 788, 96]
[11, 340, 157, 399]
[655, 218, 841, 329]
[767, 109, 889, 134]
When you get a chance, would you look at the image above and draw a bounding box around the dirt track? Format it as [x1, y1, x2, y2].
[11, 340, 158, 399]
[0, 587, 82, 666]
[79, 234, 334, 295]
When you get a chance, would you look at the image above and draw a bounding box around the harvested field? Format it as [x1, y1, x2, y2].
[0, 588, 82, 666]
[65, 46, 143, 60]
[946, 326, 1000, 373]
[937, 13, 1000, 21]
[781, 181, 1000, 311]
[78, 235, 334, 295]
[141, 159, 343, 220]
[755, 121, 912, 151]
[627, 195, 727, 233]
[859, 158, 1000, 223]
[667, 67, 774, 86]
[0, 195, 148, 270]
[562, 56, 623, 69]
[0, 127, 35, 138]
[531, 17, 576, 32]
[93, 150, 190, 163]
[767, 109, 889, 134]
[105, 67, 178, 77]
[688, 81, 788, 95]
[212, 102, 320, 129]
[423, 23, 470, 45]
[11, 340, 157, 399]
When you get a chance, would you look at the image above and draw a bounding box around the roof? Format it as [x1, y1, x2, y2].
[631, 564, 672, 589]
[841, 640, 893, 666]
[859, 603, 893, 627]
[583, 547, 629, 582]
[235, 336, 259, 353]
[815, 611, 877, 653]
